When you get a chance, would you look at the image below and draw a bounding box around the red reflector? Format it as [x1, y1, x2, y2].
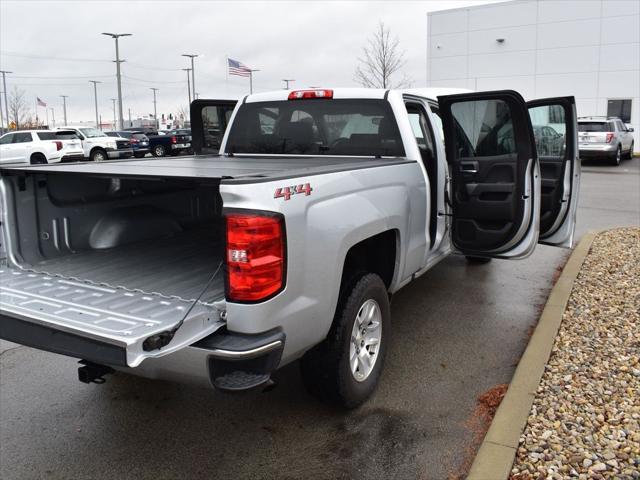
[288, 89, 333, 100]
[226, 213, 285, 302]
[54, 141, 63, 151]
[171, 135, 177, 144]
[605, 133, 614, 143]
[130, 138, 139, 144]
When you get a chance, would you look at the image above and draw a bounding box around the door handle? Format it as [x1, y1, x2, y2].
[460, 161, 479, 174]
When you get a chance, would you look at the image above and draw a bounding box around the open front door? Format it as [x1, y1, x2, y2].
[438, 90, 540, 259]
[190, 99, 238, 155]
[527, 96, 580, 248]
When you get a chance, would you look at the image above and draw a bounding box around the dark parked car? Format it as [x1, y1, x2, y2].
[106, 131, 150, 158]
[147, 130, 192, 157]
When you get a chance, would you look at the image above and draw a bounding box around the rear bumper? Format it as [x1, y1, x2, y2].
[61, 154, 85, 163]
[129, 328, 286, 391]
[579, 144, 616, 156]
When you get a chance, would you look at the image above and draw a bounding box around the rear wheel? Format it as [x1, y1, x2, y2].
[30, 153, 47, 165]
[90, 148, 107, 162]
[300, 273, 389, 409]
[152, 145, 166, 157]
[626, 142, 635, 160]
[611, 145, 622, 166]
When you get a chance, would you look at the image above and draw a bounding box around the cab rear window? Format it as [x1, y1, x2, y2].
[226, 99, 405, 157]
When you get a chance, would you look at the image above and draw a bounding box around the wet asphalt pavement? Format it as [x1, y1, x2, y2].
[1, 158, 638, 480]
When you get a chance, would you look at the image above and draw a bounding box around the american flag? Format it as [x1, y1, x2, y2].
[37, 97, 47, 107]
[228, 58, 252, 77]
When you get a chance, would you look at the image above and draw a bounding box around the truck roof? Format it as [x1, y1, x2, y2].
[245, 87, 472, 103]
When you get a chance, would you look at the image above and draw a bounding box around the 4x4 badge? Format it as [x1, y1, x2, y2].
[274, 183, 313, 201]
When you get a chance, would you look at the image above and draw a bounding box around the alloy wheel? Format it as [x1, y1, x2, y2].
[349, 299, 382, 382]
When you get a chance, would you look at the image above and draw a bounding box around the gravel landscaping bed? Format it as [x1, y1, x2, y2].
[511, 227, 640, 480]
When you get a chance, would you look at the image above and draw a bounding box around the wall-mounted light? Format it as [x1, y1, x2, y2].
[496, 38, 505, 43]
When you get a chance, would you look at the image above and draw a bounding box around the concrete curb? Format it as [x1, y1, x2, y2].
[466, 232, 598, 480]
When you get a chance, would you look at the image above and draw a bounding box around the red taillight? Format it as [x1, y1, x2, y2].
[171, 135, 177, 144]
[130, 138, 139, 144]
[226, 213, 285, 302]
[288, 89, 333, 100]
[54, 141, 63, 151]
[605, 133, 614, 143]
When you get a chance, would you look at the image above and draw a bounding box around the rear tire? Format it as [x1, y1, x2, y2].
[300, 273, 390, 409]
[152, 145, 166, 157]
[30, 153, 47, 165]
[626, 142, 634, 160]
[466, 256, 492, 264]
[611, 145, 622, 166]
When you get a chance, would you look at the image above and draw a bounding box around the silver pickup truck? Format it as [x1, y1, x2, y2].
[0, 88, 580, 408]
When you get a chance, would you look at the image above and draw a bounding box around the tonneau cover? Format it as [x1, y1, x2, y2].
[0, 156, 413, 182]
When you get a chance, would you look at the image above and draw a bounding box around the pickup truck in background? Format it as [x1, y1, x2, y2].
[58, 126, 133, 162]
[147, 130, 192, 157]
[0, 88, 580, 408]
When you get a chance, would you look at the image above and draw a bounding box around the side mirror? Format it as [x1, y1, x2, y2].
[627, 127, 634, 132]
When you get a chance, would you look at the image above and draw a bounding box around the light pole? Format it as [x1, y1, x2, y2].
[282, 79, 295, 89]
[0, 90, 3, 131]
[150, 88, 159, 129]
[110, 98, 116, 130]
[248, 69, 260, 94]
[181, 54, 198, 103]
[50, 107, 55, 128]
[102, 32, 131, 130]
[0, 70, 11, 129]
[89, 80, 101, 129]
[60, 95, 68, 126]
[182, 68, 192, 106]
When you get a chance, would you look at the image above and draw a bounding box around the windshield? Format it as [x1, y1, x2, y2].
[578, 122, 609, 132]
[80, 127, 106, 138]
[226, 99, 405, 156]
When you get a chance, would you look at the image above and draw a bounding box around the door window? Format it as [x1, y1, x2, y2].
[450, 100, 516, 157]
[529, 104, 566, 158]
[0, 134, 14, 145]
[13, 132, 33, 143]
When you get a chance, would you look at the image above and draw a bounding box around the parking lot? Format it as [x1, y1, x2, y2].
[1, 156, 637, 480]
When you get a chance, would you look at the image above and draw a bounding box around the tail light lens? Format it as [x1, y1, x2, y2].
[54, 141, 63, 151]
[171, 135, 177, 144]
[130, 138, 139, 144]
[605, 133, 614, 143]
[225, 212, 285, 302]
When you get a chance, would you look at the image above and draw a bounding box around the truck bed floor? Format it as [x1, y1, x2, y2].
[29, 226, 224, 303]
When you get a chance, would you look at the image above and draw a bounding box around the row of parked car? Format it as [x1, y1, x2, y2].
[0, 126, 193, 165]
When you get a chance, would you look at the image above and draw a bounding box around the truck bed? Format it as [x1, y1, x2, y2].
[1, 155, 413, 182]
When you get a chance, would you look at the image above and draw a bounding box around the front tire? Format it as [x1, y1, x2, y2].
[90, 148, 107, 162]
[300, 273, 390, 409]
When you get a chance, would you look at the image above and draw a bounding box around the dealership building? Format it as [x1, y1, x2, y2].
[427, 0, 640, 151]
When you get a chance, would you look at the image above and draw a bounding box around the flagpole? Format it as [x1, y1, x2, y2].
[34, 97, 38, 127]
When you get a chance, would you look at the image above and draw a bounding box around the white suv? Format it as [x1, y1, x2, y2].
[578, 116, 635, 166]
[59, 126, 134, 162]
[0, 130, 84, 165]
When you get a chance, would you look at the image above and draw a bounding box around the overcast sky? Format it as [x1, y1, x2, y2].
[1, 0, 500, 124]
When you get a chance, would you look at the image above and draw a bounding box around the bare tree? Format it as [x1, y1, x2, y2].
[8, 86, 32, 130]
[355, 22, 411, 89]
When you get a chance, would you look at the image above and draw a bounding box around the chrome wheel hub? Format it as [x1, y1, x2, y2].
[349, 299, 382, 382]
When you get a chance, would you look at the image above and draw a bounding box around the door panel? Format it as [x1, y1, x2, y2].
[438, 90, 540, 258]
[190, 99, 238, 155]
[527, 96, 580, 248]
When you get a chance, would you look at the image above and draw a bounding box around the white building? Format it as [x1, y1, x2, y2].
[427, 0, 640, 150]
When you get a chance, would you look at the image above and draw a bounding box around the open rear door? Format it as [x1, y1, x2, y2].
[438, 90, 540, 259]
[190, 99, 238, 155]
[527, 96, 580, 248]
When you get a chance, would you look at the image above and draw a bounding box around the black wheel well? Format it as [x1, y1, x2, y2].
[340, 230, 398, 293]
[90, 146, 106, 155]
[30, 152, 46, 160]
